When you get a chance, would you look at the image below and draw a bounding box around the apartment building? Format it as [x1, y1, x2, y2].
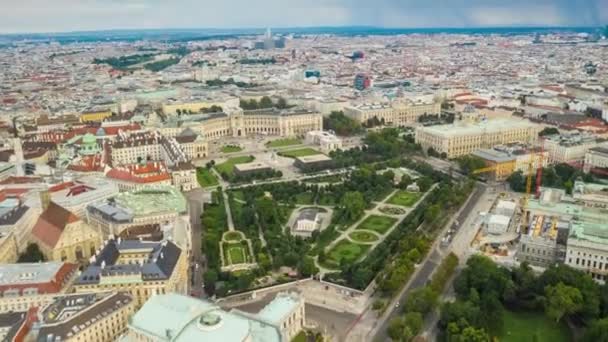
[31, 292, 135, 342]
[0, 262, 78, 312]
[73, 238, 189, 308]
[584, 146, 608, 173]
[415, 118, 540, 158]
[544, 132, 607, 163]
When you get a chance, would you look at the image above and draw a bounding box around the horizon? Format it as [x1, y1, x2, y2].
[1, 0, 606, 35]
[1, 24, 604, 37]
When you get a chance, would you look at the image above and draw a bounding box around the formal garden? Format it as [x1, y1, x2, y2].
[355, 215, 398, 234]
[200, 128, 476, 298]
[387, 190, 422, 207]
[349, 231, 380, 243]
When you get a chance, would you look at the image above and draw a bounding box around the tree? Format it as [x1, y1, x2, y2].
[539, 127, 559, 136]
[457, 155, 487, 175]
[299, 257, 319, 277]
[276, 97, 288, 109]
[203, 269, 218, 296]
[260, 96, 273, 108]
[338, 191, 365, 222]
[459, 326, 490, 342]
[404, 286, 438, 315]
[388, 317, 406, 340]
[403, 311, 424, 335]
[583, 317, 608, 342]
[323, 111, 363, 136]
[18, 243, 45, 263]
[545, 282, 584, 322]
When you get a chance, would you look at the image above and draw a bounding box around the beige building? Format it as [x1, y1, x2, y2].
[30, 199, 101, 264]
[584, 147, 608, 173]
[32, 292, 135, 342]
[0, 262, 78, 313]
[161, 98, 239, 115]
[415, 118, 540, 158]
[0, 232, 17, 263]
[544, 133, 606, 164]
[74, 238, 189, 308]
[344, 100, 441, 126]
[159, 109, 323, 140]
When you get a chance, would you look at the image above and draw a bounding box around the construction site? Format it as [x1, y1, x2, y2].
[469, 136, 608, 280]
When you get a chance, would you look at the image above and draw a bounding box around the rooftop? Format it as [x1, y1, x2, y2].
[76, 239, 182, 285]
[418, 118, 539, 137]
[0, 262, 75, 288]
[128, 293, 286, 342]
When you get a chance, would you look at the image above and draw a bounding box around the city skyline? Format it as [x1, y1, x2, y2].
[1, 0, 607, 34]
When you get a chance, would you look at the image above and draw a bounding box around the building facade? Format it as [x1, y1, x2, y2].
[415, 119, 540, 158]
[31, 292, 135, 342]
[344, 100, 441, 126]
[74, 239, 188, 308]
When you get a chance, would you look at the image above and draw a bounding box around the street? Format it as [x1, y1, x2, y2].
[357, 183, 487, 342]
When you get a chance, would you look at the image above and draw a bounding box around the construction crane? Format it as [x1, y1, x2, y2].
[522, 138, 545, 232]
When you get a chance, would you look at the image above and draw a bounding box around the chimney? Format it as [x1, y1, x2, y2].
[39, 187, 51, 211]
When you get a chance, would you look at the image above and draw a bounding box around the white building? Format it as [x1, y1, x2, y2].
[305, 131, 342, 153]
[487, 214, 510, 235]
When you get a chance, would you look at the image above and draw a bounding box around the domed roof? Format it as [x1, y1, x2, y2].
[96, 127, 106, 136]
[82, 133, 97, 144]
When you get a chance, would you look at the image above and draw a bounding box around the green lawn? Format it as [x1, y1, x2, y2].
[266, 138, 302, 148]
[291, 331, 307, 342]
[325, 239, 370, 268]
[232, 190, 246, 202]
[349, 231, 379, 243]
[355, 215, 398, 234]
[387, 190, 422, 207]
[499, 310, 571, 342]
[215, 156, 254, 176]
[221, 145, 243, 153]
[278, 148, 322, 158]
[196, 168, 219, 187]
[224, 242, 248, 265]
[294, 192, 315, 205]
[224, 231, 242, 242]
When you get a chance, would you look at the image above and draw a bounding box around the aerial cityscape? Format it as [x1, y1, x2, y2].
[1, 1, 608, 341]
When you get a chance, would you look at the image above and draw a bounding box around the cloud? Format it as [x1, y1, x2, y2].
[0, 0, 606, 33]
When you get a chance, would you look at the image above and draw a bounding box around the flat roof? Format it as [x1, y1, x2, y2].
[472, 149, 515, 163]
[0, 262, 65, 286]
[234, 162, 270, 172]
[113, 186, 187, 216]
[296, 154, 332, 163]
[417, 119, 539, 138]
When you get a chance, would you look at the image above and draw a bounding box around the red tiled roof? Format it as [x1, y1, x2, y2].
[31, 202, 80, 249]
[106, 162, 171, 184]
[0, 262, 77, 295]
[0, 176, 43, 185]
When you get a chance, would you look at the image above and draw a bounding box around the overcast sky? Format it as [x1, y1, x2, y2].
[1, 0, 607, 33]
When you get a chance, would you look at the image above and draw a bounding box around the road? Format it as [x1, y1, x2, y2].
[368, 183, 487, 342]
[185, 188, 210, 297]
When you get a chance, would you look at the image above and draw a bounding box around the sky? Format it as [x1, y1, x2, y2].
[0, 0, 607, 33]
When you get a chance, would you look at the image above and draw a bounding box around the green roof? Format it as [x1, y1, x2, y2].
[114, 186, 187, 216]
[257, 293, 301, 324]
[527, 199, 605, 224]
[570, 221, 608, 244]
[128, 293, 281, 342]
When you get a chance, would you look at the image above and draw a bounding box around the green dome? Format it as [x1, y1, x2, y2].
[82, 133, 97, 144]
